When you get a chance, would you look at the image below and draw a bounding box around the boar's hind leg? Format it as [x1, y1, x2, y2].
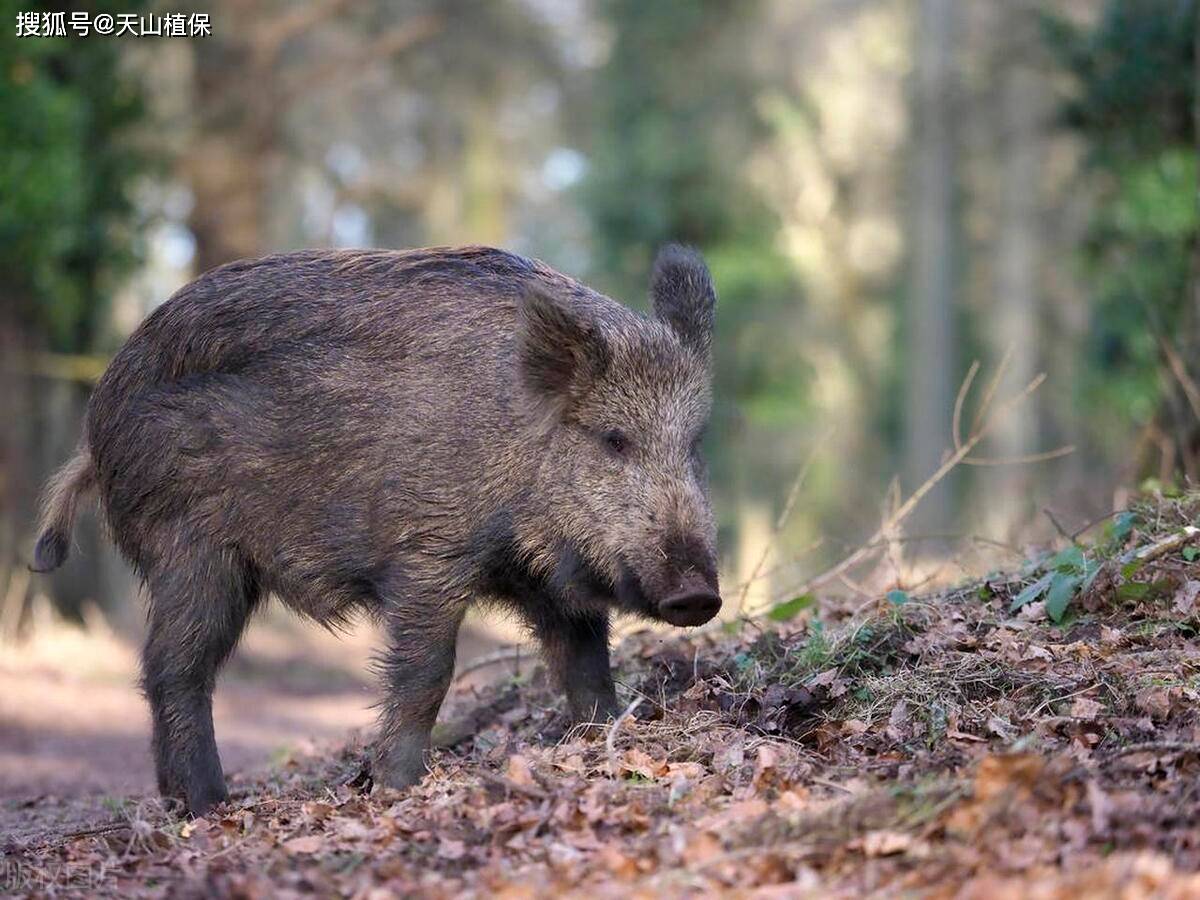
[533, 610, 619, 724]
[141, 549, 260, 817]
[374, 604, 465, 790]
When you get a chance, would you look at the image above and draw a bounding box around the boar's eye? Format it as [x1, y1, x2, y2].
[602, 428, 631, 457]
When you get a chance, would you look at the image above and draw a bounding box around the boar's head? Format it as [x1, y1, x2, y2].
[517, 245, 721, 627]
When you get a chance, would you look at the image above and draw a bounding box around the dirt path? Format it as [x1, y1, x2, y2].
[0, 608, 503, 843]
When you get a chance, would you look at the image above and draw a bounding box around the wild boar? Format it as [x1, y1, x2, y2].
[32, 244, 722, 816]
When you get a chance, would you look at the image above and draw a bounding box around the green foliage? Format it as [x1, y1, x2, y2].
[1043, 0, 1197, 446]
[1003, 506, 1187, 622]
[580, 0, 811, 531]
[580, 0, 774, 290]
[767, 593, 815, 622]
[0, 0, 152, 351]
[1009, 526, 1132, 621]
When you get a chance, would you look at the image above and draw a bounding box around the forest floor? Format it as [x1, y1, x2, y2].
[4, 493, 1200, 898]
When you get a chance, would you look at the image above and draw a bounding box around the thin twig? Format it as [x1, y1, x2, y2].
[952, 361, 980, 451]
[1042, 508, 1074, 543]
[1069, 509, 1125, 542]
[963, 445, 1075, 466]
[1159, 334, 1200, 421]
[809, 775, 854, 795]
[970, 347, 1014, 434]
[724, 540, 825, 596]
[1102, 741, 1200, 760]
[734, 431, 830, 615]
[749, 364, 1053, 617]
[452, 646, 530, 683]
[606, 696, 643, 777]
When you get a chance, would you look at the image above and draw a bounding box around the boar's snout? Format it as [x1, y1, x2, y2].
[657, 572, 721, 627]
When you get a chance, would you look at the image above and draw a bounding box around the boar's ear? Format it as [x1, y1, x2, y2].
[650, 244, 716, 354]
[517, 283, 609, 414]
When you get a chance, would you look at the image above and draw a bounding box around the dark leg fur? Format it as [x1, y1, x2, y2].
[141, 548, 260, 817]
[374, 601, 465, 790]
[533, 609, 619, 723]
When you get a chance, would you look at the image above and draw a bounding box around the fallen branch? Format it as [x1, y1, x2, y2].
[1125, 526, 1200, 564]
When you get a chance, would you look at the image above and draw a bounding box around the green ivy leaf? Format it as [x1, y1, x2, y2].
[1051, 546, 1086, 575]
[1117, 581, 1150, 601]
[768, 593, 815, 622]
[1011, 573, 1054, 613]
[886, 589, 909, 606]
[1111, 511, 1138, 542]
[1183, 546, 1198, 562]
[1044, 572, 1081, 622]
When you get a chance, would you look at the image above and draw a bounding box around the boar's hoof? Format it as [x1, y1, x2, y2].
[184, 782, 228, 819]
[375, 740, 430, 790]
[377, 762, 427, 791]
[567, 696, 621, 732]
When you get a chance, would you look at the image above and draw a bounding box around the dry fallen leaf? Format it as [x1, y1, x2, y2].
[974, 753, 1047, 802]
[858, 830, 921, 858]
[506, 754, 537, 787]
[753, 744, 779, 788]
[1174, 580, 1200, 616]
[621, 747, 668, 780]
[283, 835, 323, 854]
[1070, 696, 1104, 720]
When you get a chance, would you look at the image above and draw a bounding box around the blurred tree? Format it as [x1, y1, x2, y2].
[905, 0, 958, 533]
[579, 0, 809, 595]
[580, 0, 773, 290]
[960, 1, 1052, 537]
[0, 0, 151, 352]
[1044, 0, 1198, 481]
[0, 0, 152, 627]
[182, 0, 563, 271]
[181, 0, 441, 273]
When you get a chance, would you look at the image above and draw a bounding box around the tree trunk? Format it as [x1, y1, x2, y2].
[184, 11, 280, 274]
[906, 0, 957, 534]
[984, 11, 1043, 536]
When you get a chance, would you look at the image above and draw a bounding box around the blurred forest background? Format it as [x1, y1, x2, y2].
[0, 0, 1197, 635]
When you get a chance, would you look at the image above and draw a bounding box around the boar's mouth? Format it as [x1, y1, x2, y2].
[614, 561, 657, 618]
[554, 549, 719, 627]
[553, 543, 630, 611]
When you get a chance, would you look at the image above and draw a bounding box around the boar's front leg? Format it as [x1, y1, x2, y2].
[533, 609, 620, 724]
[374, 603, 465, 790]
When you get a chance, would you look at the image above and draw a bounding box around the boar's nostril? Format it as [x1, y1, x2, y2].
[657, 588, 721, 627]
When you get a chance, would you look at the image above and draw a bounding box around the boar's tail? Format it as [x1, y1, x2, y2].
[31, 442, 97, 573]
